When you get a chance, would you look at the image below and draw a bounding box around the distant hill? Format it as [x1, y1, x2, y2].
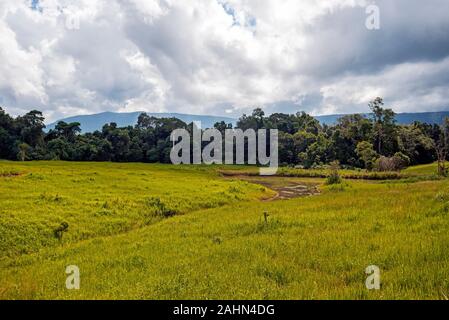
[46, 111, 237, 132]
[46, 110, 449, 132]
[315, 111, 449, 125]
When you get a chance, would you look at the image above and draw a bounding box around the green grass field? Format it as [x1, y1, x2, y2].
[1, 161, 449, 299]
[220, 165, 436, 180]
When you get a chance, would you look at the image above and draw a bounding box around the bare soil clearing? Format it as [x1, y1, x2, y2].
[225, 175, 321, 201]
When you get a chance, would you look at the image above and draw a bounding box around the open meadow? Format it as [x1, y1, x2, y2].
[1, 161, 449, 299]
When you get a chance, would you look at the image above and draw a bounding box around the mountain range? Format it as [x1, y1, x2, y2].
[315, 111, 449, 126]
[46, 110, 449, 133]
[46, 112, 237, 132]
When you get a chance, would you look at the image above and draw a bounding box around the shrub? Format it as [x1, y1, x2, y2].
[326, 161, 342, 185]
[376, 156, 395, 172]
[393, 152, 410, 170]
[146, 197, 178, 218]
[375, 153, 410, 172]
[54, 222, 69, 240]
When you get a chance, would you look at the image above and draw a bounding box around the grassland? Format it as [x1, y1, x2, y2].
[220, 166, 414, 180]
[1, 161, 449, 299]
[0, 161, 272, 258]
[403, 162, 449, 176]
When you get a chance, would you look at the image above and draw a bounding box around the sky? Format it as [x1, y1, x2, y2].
[1, 0, 449, 123]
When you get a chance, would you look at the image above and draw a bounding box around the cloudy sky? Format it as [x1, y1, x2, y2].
[1, 0, 449, 122]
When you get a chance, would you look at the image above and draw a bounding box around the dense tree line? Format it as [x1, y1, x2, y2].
[235, 98, 449, 172]
[0, 108, 187, 163]
[1, 97, 448, 172]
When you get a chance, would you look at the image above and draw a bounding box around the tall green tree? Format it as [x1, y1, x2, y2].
[15, 110, 46, 148]
[356, 141, 378, 170]
[369, 97, 397, 155]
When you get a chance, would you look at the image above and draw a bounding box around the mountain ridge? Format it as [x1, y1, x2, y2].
[46, 110, 449, 132]
[46, 111, 237, 132]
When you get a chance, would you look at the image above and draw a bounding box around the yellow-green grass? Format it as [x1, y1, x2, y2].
[403, 162, 448, 176]
[221, 162, 444, 181]
[220, 166, 407, 180]
[1, 161, 449, 300]
[0, 161, 272, 258]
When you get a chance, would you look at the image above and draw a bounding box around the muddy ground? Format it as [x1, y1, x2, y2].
[225, 175, 321, 201]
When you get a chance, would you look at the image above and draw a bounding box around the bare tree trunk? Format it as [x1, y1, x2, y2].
[436, 146, 447, 177]
[435, 117, 449, 177]
[377, 127, 382, 155]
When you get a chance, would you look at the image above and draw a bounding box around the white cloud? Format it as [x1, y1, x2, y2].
[0, 0, 448, 122]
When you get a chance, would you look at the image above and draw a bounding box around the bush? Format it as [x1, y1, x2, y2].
[393, 152, 410, 169]
[326, 161, 342, 185]
[375, 156, 395, 172]
[146, 197, 178, 218]
[375, 153, 410, 172]
[54, 222, 69, 240]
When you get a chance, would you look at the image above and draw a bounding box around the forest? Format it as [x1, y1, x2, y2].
[1, 98, 448, 173]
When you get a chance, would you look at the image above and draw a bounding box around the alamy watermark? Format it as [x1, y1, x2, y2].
[365, 3, 380, 30]
[66, 265, 80, 290]
[365, 265, 381, 290]
[170, 122, 279, 175]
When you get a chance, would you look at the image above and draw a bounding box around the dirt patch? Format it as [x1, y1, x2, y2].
[272, 184, 320, 200]
[0, 171, 22, 178]
[227, 175, 321, 201]
[260, 181, 320, 201]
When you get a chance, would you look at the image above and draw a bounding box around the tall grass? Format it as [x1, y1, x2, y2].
[220, 167, 407, 180]
[1, 161, 448, 299]
[0, 161, 272, 258]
